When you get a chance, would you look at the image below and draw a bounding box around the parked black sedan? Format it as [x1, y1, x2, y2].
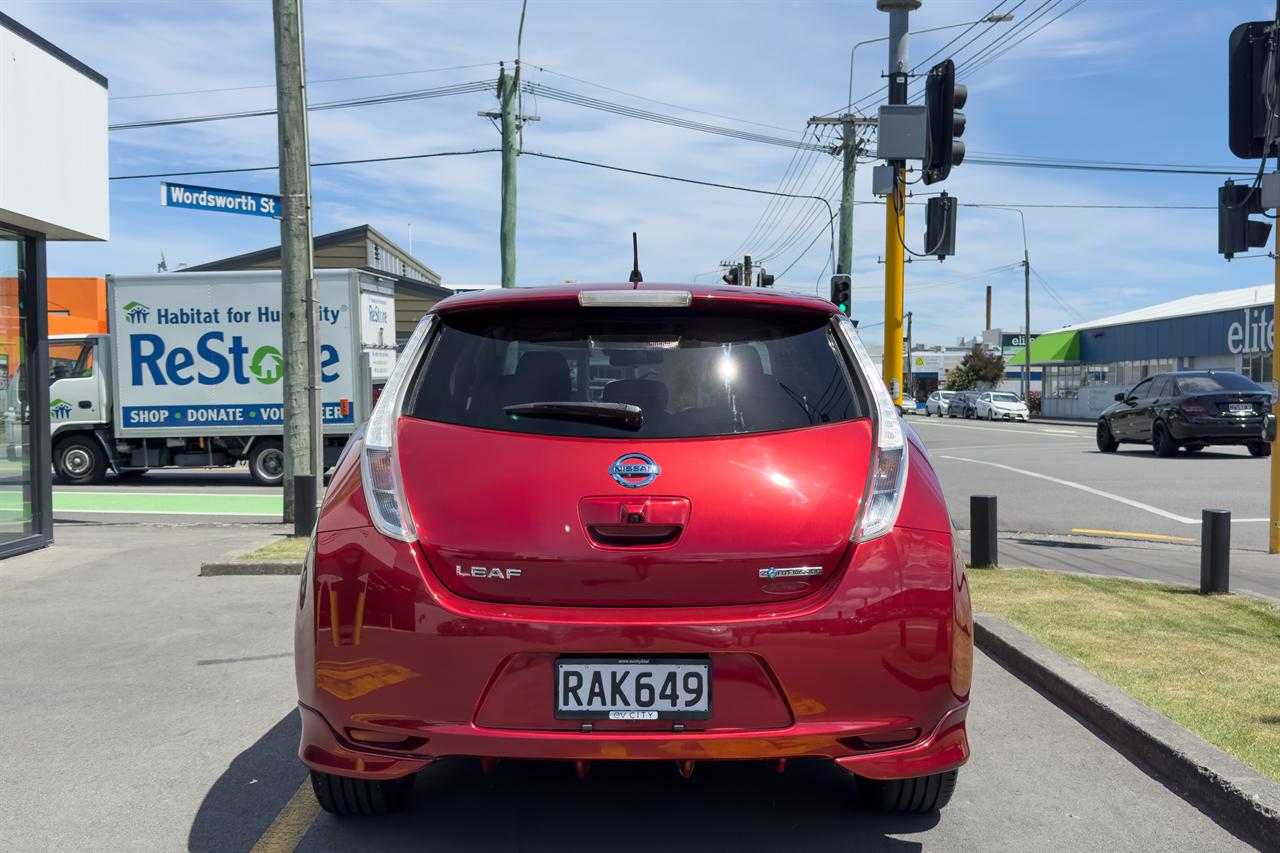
[1096, 371, 1277, 457]
[947, 391, 978, 419]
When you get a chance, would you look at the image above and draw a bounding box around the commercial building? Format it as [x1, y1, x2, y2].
[1, 13, 109, 557]
[1012, 285, 1275, 419]
[183, 224, 451, 344]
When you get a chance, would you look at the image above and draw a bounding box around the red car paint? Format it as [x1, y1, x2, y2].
[296, 283, 971, 786]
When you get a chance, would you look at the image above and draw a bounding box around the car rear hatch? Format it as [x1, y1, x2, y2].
[395, 292, 873, 607]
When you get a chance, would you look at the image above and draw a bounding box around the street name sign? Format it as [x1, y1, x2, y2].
[160, 182, 281, 219]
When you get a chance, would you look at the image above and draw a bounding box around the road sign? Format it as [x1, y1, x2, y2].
[160, 182, 281, 219]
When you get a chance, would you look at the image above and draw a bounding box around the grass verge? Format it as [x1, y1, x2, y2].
[969, 567, 1280, 784]
[236, 536, 310, 562]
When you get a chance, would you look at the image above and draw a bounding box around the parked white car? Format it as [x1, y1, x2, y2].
[976, 391, 1030, 421]
[925, 390, 956, 417]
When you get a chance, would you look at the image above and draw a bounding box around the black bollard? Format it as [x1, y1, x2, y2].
[1200, 509, 1231, 594]
[971, 495, 998, 568]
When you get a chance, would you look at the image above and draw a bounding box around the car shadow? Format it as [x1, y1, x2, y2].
[1098, 449, 1252, 460]
[189, 711, 934, 853]
[187, 710, 309, 853]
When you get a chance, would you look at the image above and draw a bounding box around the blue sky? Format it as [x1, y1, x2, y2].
[5, 0, 1275, 347]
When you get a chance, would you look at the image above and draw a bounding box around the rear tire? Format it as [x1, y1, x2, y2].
[1248, 440, 1272, 458]
[1152, 421, 1178, 457]
[53, 435, 106, 485]
[857, 770, 958, 814]
[247, 439, 285, 486]
[1096, 420, 1119, 453]
[310, 769, 414, 817]
[1184, 443, 1205, 453]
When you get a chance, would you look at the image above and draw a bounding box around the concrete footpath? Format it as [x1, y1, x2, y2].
[957, 530, 1280, 601]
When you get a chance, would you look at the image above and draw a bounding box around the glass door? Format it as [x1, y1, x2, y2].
[0, 230, 33, 544]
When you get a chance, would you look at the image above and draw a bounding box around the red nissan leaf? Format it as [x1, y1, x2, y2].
[296, 283, 972, 816]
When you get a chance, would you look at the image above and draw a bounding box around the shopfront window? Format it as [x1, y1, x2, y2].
[1243, 351, 1273, 384]
[0, 230, 33, 544]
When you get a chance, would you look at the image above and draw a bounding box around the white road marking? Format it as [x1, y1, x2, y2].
[913, 420, 1090, 439]
[935, 455, 1262, 525]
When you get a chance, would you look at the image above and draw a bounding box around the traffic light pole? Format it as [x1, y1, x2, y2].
[880, 0, 917, 406]
[1271, 206, 1280, 553]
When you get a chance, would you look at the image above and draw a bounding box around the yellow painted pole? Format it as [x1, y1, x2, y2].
[883, 169, 906, 405]
[1271, 224, 1280, 553]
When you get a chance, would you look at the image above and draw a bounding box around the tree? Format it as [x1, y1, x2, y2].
[946, 345, 1006, 390]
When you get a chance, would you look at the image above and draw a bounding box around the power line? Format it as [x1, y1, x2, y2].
[108, 62, 499, 101]
[962, 0, 1089, 79]
[109, 80, 495, 130]
[730, 124, 829, 260]
[109, 147, 500, 181]
[524, 82, 826, 151]
[529, 64, 801, 135]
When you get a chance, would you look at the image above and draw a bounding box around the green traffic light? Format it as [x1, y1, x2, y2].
[839, 303, 847, 312]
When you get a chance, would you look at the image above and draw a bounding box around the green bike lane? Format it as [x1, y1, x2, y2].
[52, 489, 283, 517]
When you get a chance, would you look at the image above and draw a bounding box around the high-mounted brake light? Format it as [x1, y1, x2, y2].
[578, 290, 692, 308]
[361, 315, 436, 541]
[835, 315, 909, 542]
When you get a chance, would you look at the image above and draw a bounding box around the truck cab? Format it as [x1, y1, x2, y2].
[46, 334, 114, 483]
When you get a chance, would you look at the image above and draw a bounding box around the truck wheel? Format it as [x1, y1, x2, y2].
[248, 440, 285, 486]
[54, 436, 107, 485]
[856, 770, 958, 813]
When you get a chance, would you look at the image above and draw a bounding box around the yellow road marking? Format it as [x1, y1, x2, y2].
[1070, 528, 1196, 543]
[249, 779, 321, 853]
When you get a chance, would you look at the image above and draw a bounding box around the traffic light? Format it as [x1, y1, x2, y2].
[829, 274, 852, 316]
[722, 265, 741, 286]
[757, 269, 775, 288]
[1219, 180, 1272, 258]
[922, 59, 966, 185]
[924, 193, 957, 259]
[1228, 21, 1278, 160]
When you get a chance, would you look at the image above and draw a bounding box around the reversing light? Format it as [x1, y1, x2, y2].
[361, 315, 436, 541]
[835, 315, 909, 542]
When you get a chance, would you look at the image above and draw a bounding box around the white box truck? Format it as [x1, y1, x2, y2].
[37, 269, 397, 485]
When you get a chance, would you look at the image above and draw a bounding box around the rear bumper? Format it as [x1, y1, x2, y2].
[297, 699, 969, 782]
[296, 525, 973, 782]
[1169, 418, 1267, 444]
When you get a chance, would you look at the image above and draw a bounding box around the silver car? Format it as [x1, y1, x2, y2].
[925, 390, 956, 417]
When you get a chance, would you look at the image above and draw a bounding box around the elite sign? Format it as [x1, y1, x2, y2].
[160, 182, 282, 219]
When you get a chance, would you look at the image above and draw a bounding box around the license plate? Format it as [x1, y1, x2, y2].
[555, 657, 711, 720]
[1230, 403, 1254, 413]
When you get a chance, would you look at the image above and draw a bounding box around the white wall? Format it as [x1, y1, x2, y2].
[0, 18, 108, 240]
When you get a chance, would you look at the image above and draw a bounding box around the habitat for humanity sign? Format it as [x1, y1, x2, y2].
[160, 182, 281, 218]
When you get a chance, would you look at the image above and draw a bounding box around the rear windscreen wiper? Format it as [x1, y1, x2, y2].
[504, 401, 644, 430]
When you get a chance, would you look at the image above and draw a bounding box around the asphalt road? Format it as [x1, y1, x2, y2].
[0, 523, 1258, 852]
[910, 415, 1274, 552]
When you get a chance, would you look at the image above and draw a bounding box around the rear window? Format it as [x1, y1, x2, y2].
[405, 307, 867, 438]
[1173, 373, 1264, 393]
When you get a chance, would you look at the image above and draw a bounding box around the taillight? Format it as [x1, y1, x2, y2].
[835, 316, 909, 542]
[361, 315, 436, 541]
[1181, 400, 1210, 418]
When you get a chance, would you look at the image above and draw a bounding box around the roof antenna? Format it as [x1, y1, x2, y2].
[629, 232, 643, 286]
